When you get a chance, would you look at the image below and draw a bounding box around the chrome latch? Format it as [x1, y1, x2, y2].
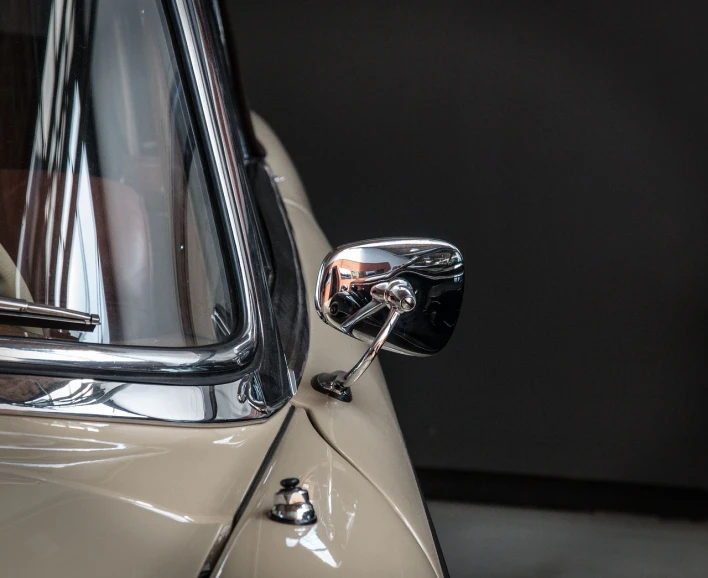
[269, 478, 317, 525]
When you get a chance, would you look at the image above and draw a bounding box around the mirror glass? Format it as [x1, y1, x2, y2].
[315, 238, 464, 356]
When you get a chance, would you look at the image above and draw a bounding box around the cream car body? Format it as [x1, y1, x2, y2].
[0, 1, 458, 576]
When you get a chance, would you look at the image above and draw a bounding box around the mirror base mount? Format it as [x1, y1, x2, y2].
[311, 371, 353, 403]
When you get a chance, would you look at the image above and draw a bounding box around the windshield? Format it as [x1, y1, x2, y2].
[0, 0, 236, 347]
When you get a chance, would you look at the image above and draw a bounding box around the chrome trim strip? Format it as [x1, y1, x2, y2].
[0, 296, 100, 327]
[173, 0, 260, 354]
[0, 374, 269, 425]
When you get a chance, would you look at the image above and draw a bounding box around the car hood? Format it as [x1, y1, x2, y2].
[0, 408, 288, 578]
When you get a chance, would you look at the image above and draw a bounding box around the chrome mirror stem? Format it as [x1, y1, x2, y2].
[312, 278, 416, 402]
[344, 307, 400, 385]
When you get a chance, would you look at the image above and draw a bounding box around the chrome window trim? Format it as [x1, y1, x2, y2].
[0, 0, 295, 424]
[0, 369, 297, 425]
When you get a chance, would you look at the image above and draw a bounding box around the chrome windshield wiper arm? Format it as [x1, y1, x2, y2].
[0, 297, 100, 330]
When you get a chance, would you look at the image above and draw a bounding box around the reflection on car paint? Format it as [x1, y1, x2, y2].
[286, 526, 339, 568]
[212, 409, 439, 576]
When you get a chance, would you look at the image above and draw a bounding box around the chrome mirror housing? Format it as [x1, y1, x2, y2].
[312, 238, 464, 402]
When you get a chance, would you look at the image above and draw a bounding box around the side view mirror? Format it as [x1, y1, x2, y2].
[312, 238, 464, 402]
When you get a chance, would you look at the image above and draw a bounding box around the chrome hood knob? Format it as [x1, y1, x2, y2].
[269, 478, 317, 525]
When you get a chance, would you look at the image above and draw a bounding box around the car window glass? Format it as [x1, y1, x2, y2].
[0, 0, 236, 346]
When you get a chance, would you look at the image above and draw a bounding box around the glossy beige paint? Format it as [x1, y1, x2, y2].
[212, 408, 437, 577]
[0, 410, 287, 578]
[0, 114, 442, 578]
[252, 114, 445, 577]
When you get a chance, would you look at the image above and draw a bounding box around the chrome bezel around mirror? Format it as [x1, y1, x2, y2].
[312, 238, 464, 402]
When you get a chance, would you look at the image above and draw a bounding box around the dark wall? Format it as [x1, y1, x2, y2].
[227, 1, 708, 489]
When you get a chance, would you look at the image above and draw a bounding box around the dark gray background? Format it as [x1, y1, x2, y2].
[226, 1, 708, 489]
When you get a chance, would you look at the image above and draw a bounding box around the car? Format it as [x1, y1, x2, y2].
[0, 0, 463, 576]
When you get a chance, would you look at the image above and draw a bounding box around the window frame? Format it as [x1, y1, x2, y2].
[0, 0, 293, 424]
